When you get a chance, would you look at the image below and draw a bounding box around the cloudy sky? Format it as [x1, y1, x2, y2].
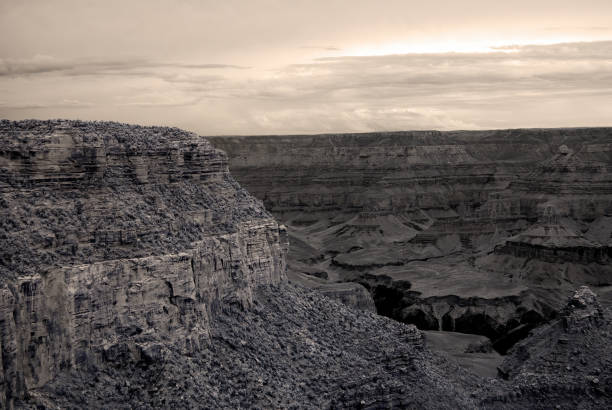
[2, 0, 612, 135]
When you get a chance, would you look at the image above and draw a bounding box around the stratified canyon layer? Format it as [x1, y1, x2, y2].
[210, 129, 612, 352]
[0, 120, 289, 407]
[1, 120, 611, 409]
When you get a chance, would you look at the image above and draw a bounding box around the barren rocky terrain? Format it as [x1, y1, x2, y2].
[0, 120, 611, 408]
[210, 129, 612, 354]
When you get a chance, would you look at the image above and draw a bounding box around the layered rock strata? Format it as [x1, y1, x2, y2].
[21, 284, 486, 409]
[0, 120, 287, 406]
[209, 128, 612, 348]
[1, 120, 611, 408]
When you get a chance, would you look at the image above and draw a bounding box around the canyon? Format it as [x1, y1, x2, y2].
[0, 120, 610, 408]
[210, 128, 612, 353]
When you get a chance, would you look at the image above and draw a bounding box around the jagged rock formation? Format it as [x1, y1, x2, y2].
[287, 270, 376, 312]
[487, 286, 612, 408]
[0, 120, 287, 407]
[209, 129, 612, 350]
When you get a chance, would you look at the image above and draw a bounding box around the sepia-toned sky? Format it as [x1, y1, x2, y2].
[2, 0, 612, 135]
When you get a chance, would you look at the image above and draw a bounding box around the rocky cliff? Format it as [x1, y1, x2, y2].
[209, 128, 612, 351]
[0, 120, 287, 407]
[487, 286, 612, 408]
[1, 120, 611, 408]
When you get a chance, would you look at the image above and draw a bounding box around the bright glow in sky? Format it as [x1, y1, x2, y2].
[1, 0, 612, 134]
[340, 37, 590, 56]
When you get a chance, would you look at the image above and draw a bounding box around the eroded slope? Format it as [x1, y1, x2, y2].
[21, 284, 484, 409]
[210, 129, 612, 351]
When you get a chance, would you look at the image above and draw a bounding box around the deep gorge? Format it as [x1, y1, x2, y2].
[210, 128, 612, 352]
[1, 120, 611, 408]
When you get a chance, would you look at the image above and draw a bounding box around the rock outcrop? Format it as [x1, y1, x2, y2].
[22, 284, 485, 409]
[488, 286, 612, 408]
[287, 270, 376, 312]
[0, 120, 287, 407]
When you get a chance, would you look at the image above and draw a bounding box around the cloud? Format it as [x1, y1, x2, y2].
[2, 41, 612, 134]
[491, 41, 612, 58]
[118, 96, 204, 108]
[216, 40, 612, 132]
[249, 41, 612, 102]
[0, 55, 249, 77]
[299, 46, 341, 51]
[249, 106, 479, 134]
[0, 99, 93, 109]
[543, 26, 612, 32]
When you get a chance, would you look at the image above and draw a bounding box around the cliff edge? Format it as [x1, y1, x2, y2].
[2, 121, 610, 409]
[0, 120, 287, 406]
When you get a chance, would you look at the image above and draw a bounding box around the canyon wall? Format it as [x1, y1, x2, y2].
[1, 121, 610, 408]
[0, 120, 287, 406]
[210, 128, 612, 348]
[210, 128, 612, 236]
